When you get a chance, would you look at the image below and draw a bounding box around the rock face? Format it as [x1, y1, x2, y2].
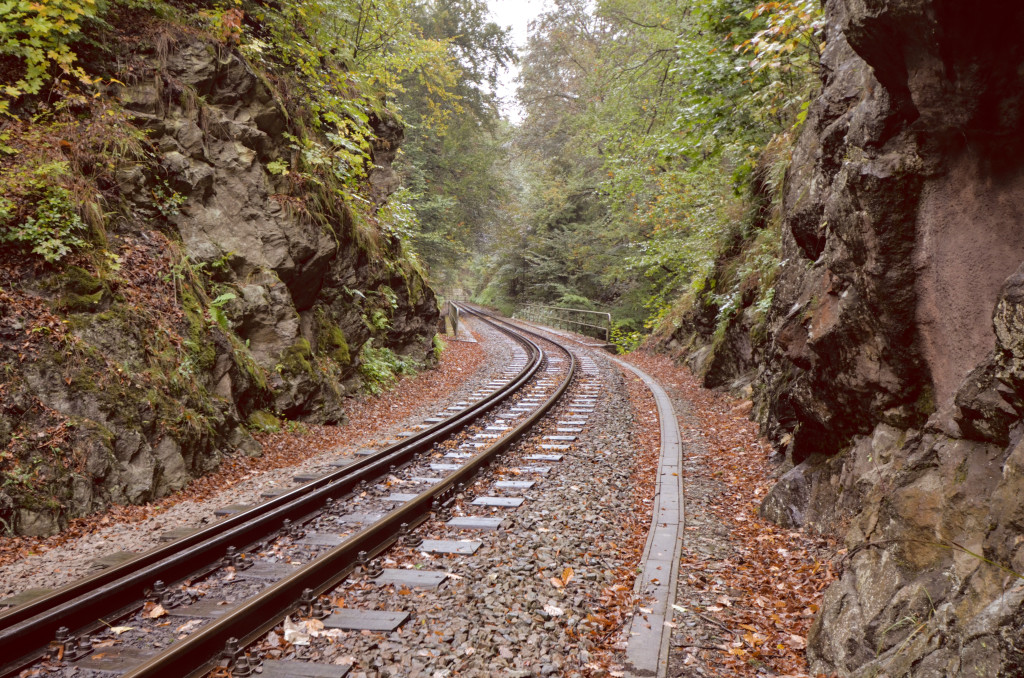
[0, 36, 438, 536]
[751, 0, 1024, 675]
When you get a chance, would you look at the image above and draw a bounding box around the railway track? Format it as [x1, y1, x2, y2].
[0, 308, 581, 678]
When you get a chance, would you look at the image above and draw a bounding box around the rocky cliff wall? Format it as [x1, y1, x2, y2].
[0, 29, 438, 536]
[752, 0, 1024, 675]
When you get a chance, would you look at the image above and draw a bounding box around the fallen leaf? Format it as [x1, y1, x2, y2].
[109, 626, 134, 635]
[543, 603, 564, 617]
[146, 604, 167, 619]
[561, 566, 574, 585]
[549, 577, 564, 589]
[175, 619, 203, 634]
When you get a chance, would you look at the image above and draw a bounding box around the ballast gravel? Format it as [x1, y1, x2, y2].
[253, 344, 652, 678]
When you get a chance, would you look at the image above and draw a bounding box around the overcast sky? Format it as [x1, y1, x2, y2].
[487, 0, 547, 122]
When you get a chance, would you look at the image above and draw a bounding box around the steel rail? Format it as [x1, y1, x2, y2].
[0, 310, 542, 677]
[120, 308, 577, 677]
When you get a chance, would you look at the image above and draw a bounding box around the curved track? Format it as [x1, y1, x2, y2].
[0, 309, 577, 678]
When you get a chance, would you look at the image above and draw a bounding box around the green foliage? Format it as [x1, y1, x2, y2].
[610, 323, 643, 355]
[432, 333, 445, 360]
[208, 292, 236, 330]
[390, 0, 515, 287]
[0, 0, 100, 115]
[363, 309, 389, 332]
[152, 183, 187, 218]
[240, 0, 470, 214]
[357, 340, 416, 394]
[475, 0, 822, 341]
[0, 182, 88, 262]
[266, 159, 289, 176]
[376, 285, 398, 311]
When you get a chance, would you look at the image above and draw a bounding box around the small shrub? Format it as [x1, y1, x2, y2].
[610, 323, 643, 354]
[358, 341, 416, 395]
[0, 185, 89, 262]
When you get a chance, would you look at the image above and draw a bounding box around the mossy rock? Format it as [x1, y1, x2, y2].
[57, 290, 104, 313]
[277, 338, 313, 377]
[247, 410, 281, 433]
[318, 325, 350, 365]
[61, 266, 103, 296]
[54, 266, 105, 313]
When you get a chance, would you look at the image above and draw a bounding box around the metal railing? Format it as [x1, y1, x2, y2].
[518, 304, 611, 342]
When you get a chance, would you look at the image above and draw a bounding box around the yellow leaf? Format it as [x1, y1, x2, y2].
[147, 604, 167, 619]
[561, 567, 574, 585]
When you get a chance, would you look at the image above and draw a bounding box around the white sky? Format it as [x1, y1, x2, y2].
[487, 0, 547, 123]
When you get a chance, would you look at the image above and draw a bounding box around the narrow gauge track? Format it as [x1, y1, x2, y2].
[0, 308, 576, 678]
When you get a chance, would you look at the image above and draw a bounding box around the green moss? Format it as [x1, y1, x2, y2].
[248, 409, 281, 433]
[231, 339, 269, 391]
[61, 266, 102, 295]
[52, 266, 105, 312]
[277, 338, 313, 377]
[312, 307, 351, 366]
[915, 384, 936, 417]
[60, 290, 104, 312]
[320, 326, 350, 365]
[178, 287, 216, 372]
[954, 458, 969, 485]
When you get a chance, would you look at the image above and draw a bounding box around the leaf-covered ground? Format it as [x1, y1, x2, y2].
[624, 351, 838, 678]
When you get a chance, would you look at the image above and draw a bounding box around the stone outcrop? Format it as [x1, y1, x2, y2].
[0, 36, 438, 536]
[654, 0, 1024, 673]
[749, 0, 1024, 675]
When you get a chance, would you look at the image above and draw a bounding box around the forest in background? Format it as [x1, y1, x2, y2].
[434, 0, 824, 355]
